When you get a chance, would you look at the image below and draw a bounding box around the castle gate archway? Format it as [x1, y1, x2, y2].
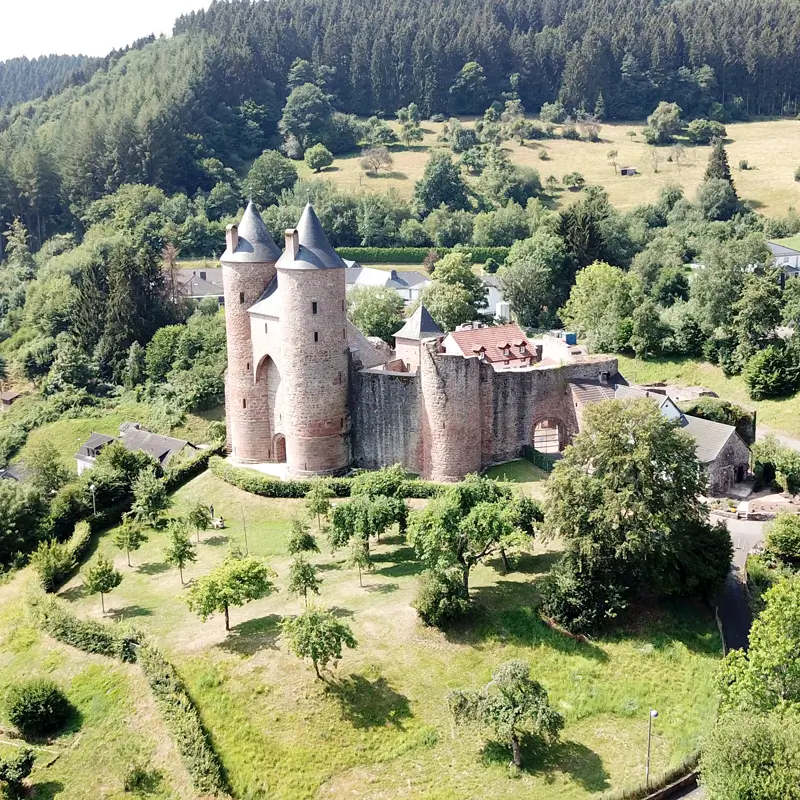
[532, 417, 568, 454]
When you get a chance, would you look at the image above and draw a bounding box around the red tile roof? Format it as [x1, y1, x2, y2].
[448, 323, 537, 366]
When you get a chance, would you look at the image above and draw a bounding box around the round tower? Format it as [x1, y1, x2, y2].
[221, 202, 281, 463]
[277, 204, 350, 476]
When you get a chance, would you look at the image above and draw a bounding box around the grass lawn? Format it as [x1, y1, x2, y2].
[484, 459, 550, 499]
[774, 233, 800, 250]
[0, 575, 194, 799]
[301, 118, 800, 216]
[53, 471, 722, 800]
[615, 354, 800, 439]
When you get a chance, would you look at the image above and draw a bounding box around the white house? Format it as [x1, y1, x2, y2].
[344, 262, 430, 304]
[767, 241, 800, 279]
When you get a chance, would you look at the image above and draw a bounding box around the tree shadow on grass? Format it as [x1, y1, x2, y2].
[202, 535, 229, 547]
[32, 781, 64, 799]
[107, 605, 153, 622]
[217, 614, 283, 656]
[373, 546, 424, 578]
[316, 561, 343, 573]
[452, 575, 609, 663]
[58, 585, 85, 602]
[363, 582, 399, 594]
[481, 737, 610, 792]
[136, 561, 171, 576]
[326, 673, 412, 729]
[328, 606, 355, 619]
[365, 171, 408, 181]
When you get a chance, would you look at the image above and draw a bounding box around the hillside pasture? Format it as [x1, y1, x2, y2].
[52, 470, 722, 800]
[300, 118, 800, 216]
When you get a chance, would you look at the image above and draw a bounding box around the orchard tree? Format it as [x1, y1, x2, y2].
[113, 517, 148, 567]
[246, 149, 298, 207]
[414, 152, 471, 213]
[359, 146, 393, 175]
[187, 502, 212, 543]
[164, 519, 197, 584]
[305, 480, 334, 531]
[448, 660, 564, 768]
[346, 536, 373, 587]
[82, 555, 122, 613]
[346, 285, 405, 343]
[287, 516, 320, 554]
[304, 143, 333, 173]
[131, 468, 171, 527]
[288, 555, 321, 606]
[186, 553, 276, 630]
[281, 606, 357, 679]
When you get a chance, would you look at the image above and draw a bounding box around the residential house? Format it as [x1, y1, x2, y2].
[344, 262, 430, 304]
[767, 240, 800, 281]
[176, 267, 225, 303]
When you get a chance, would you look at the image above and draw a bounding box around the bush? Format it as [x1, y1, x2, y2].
[209, 456, 444, 499]
[5, 678, 72, 737]
[765, 512, 800, 562]
[0, 748, 35, 798]
[164, 445, 223, 492]
[137, 642, 229, 796]
[26, 586, 140, 662]
[29, 539, 75, 592]
[743, 344, 800, 400]
[412, 569, 470, 628]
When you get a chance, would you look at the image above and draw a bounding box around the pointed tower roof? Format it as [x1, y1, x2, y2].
[222, 202, 281, 263]
[394, 305, 443, 340]
[276, 203, 347, 270]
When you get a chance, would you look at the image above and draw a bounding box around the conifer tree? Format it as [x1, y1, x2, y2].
[704, 139, 736, 195]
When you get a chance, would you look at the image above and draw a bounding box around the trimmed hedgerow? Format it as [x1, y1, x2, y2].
[137, 642, 230, 797]
[164, 445, 224, 492]
[336, 246, 510, 264]
[26, 586, 140, 662]
[208, 456, 444, 500]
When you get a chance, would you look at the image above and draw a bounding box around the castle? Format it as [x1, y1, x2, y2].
[221, 202, 619, 482]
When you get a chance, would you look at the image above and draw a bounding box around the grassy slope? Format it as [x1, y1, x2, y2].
[615, 354, 800, 438]
[483, 459, 550, 499]
[0, 576, 195, 799]
[299, 118, 800, 216]
[57, 472, 721, 800]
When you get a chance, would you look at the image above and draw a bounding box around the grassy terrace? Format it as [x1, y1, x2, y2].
[36, 470, 723, 800]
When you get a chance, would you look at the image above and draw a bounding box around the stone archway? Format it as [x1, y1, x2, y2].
[272, 433, 286, 463]
[532, 418, 567, 454]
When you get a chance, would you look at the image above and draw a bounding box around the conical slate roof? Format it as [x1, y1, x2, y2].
[393, 305, 443, 340]
[221, 202, 281, 263]
[276, 203, 347, 270]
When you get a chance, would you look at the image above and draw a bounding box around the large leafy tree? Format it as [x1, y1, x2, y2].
[186, 553, 276, 630]
[280, 606, 357, 679]
[448, 660, 564, 768]
[131, 468, 172, 527]
[413, 152, 470, 214]
[279, 83, 335, 152]
[346, 285, 405, 343]
[246, 150, 298, 208]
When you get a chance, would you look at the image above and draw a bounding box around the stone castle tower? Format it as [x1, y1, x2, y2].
[220, 202, 281, 463]
[222, 202, 351, 476]
[276, 205, 350, 476]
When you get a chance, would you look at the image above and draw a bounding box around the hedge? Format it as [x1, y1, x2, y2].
[336, 246, 510, 265]
[209, 456, 444, 499]
[26, 585, 140, 662]
[137, 642, 230, 797]
[164, 445, 224, 491]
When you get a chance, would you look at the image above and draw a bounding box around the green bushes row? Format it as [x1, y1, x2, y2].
[336, 246, 510, 264]
[209, 456, 444, 499]
[25, 587, 229, 797]
[26, 585, 140, 662]
[164, 445, 224, 492]
[137, 642, 230, 797]
[30, 521, 94, 592]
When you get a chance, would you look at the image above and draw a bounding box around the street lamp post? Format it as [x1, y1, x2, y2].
[646, 709, 658, 788]
[89, 483, 97, 516]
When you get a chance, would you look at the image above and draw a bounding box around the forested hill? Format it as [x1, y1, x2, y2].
[0, 55, 93, 106]
[2, 0, 800, 247]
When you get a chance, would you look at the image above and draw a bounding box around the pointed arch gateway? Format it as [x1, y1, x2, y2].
[255, 353, 285, 462]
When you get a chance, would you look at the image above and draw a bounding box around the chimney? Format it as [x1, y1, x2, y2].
[285, 228, 299, 259]
[225, 223, 238, 253]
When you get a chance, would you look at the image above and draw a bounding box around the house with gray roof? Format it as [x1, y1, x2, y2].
[767, 240, 800, 280]
[570, 380, 750, 496]
[344, 263, 430, 303]
[176, 267, 224, 302]
[75, 423, 197, 476]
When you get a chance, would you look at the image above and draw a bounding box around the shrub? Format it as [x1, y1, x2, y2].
[335, 246, 509, 264]
[29, 539, 75, 592]
[0, 748, 35, 798]
[412, 569, 470, 628]
[137, 642, 229, 796]
[5, 678, 72, 737]
[743, 344, 800, 400]
[765, 512, 800, 562]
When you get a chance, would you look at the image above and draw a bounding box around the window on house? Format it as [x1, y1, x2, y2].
[504, 347, 510, 357]
[518, 345, 525, 354]
[312, 301, 318, 314]
[239, 291, 245, 304]
[314, 331, 319, 342]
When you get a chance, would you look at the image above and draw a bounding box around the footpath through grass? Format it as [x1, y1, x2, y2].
[615, 354, 800, 439]
[53, 471, 722, 800]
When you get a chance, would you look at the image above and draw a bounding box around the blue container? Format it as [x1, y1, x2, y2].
[564, 331, 577, 346]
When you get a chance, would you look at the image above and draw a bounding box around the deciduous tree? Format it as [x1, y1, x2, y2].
[288, 554, 321, 606]
[113, 517, 148, 567]
[164, 519, 197, 584]
[82, 555, 122, 613]
[280, 606, 357, 679]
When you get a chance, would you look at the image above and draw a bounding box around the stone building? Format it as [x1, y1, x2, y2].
[222, 203, 619, 481]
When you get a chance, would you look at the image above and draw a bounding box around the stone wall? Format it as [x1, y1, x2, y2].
[351, 368, 421, 472]
[706, 432, 751, 496]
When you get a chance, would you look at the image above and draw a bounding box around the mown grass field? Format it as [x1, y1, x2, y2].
[46, 470, 723, 800]
[483, 458, 550, 499]
[298, 118, 800, 216]
[615, 354, 800, 439]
